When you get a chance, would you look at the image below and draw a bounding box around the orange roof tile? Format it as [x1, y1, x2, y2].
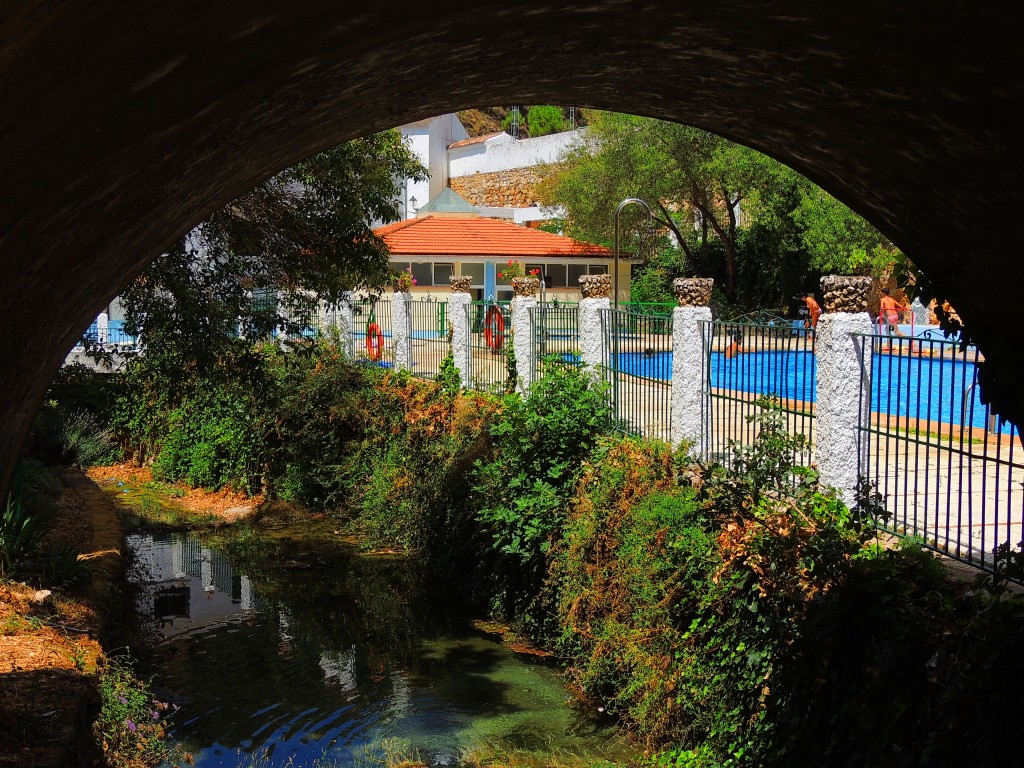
[447, 132, 506, 149]
[375, 215, 612, 259]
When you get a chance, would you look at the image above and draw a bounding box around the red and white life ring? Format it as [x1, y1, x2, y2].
[483, 306, 505, 352]
[366, 322, 384, 360]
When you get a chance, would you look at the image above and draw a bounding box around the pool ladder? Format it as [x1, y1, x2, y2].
[963, 377, 999, 433]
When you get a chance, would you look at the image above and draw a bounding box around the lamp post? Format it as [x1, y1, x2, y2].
[613, 198, 653, 310]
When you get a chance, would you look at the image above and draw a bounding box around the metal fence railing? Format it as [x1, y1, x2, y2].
[408, 299, 449, 379]
[353, 296, 393, 366]
[701, 320, 816, 467]
[467, 301, 511, 392]
[531, 305, 581, 379]
[81, 321, 138, 349]
[855, 332, 1024, 571]
[600, 307, 673, 443]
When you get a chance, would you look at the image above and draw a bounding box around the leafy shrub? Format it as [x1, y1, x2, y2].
[474, 364, 611, 637]
[553, 408, 865, 762]
[555, 439, 706, 744]
[350, 371, 498, 558]
[526, 105, 569, 137]
[272, 348, 387, 509]
[151, 385, 266, 493]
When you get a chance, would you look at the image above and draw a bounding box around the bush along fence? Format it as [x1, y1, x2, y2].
[297, 272, 1020, 579]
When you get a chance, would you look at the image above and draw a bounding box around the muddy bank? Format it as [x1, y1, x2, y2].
[0, 470, 123, 767]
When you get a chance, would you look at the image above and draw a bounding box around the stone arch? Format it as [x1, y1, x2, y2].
[1, 1, 1021, 490]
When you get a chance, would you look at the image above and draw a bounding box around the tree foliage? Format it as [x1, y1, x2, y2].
[116, 131, 426, 383]
[539, 112, 901, 308]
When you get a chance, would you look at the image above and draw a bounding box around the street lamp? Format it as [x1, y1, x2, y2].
[613, 198, 653, 310]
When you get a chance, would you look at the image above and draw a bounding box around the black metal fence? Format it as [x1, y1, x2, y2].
[701, 320, 816, 467]
[408, 299, 449, 379]
[600, 307, 673, 443]
[531, 305, 581, 378]
[467, 301, 511, 392]
[855, 332, 1024, 571]
[81, 322, 138, 349]
[353, 296, 393, 366]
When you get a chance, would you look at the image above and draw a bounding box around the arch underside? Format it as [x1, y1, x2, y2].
[1, 1, 1022, 489]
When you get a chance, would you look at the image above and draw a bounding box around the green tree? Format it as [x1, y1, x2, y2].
[525, 105, 568, 137]
[792, 185, 899, 276]
[116, 131, 426, 383]
[540, 112, 901, 306]
[109, 131, 425, 471]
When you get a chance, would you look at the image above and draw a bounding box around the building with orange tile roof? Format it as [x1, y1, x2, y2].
[374, 189, 625, 303]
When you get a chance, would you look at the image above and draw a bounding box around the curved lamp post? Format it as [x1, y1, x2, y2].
[613, 198, 653, 309]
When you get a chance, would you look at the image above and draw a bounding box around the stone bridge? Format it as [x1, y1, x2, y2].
[1, 1, 1021, 491]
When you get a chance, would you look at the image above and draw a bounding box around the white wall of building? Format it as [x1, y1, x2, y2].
[449, 129, 585, 177]
[400, 115, 470, 218]
[400, 125, 432, 220]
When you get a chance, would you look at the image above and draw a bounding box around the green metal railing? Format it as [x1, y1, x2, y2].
[701, 320, 816, 467]
[531, 306, 581, 378]
[467, 301, 511, 392]
[408, 299, 449, 379]
[601, 307, 673, 444]
[353, 296, 393, 365]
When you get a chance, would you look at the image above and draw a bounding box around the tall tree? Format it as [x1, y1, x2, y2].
[539, 112, 900, 305]
[113, 130, 426, 384]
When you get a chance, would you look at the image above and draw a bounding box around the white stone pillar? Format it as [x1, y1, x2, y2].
[97, 311, 109, 344]
[815, 275, 874, 505]
[335, 291, 356, 359]
[448, 276, 473, 387]
[670, 278, 714, 456]
[578, 274, 611, 370]
[510, 277, 539, 395]
[392, 291, 412, 371]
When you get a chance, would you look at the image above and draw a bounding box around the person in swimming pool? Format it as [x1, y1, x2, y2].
[725, 330, 744, 359]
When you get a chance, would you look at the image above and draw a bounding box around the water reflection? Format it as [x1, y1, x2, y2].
[128, 532, 626, 768]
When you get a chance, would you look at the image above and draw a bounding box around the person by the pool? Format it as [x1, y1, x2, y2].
[803, 293, 822, 328]
[725, 330, 744, 359]
[879, 288, 910, 349]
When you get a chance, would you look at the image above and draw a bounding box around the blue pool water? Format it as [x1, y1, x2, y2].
[615, 350, 1007, 432]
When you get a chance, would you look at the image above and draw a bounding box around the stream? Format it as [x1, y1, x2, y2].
[126, 529, 630, 768]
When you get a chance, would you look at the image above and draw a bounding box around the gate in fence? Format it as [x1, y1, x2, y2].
[600, 306, 673, 444]
[531, 305, 581, 378]
[701, 320, 817, 469]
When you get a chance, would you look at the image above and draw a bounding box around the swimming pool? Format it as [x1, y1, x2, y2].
[614, 350, 1006, 432]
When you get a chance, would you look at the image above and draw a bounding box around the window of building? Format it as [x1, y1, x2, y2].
[434, 263, 454, 285]
[460, 262, 485, 286]
[567, 263, 587, 286]
[589, 264, 608, 275]
[411, 262, 433, 287]
[545, 264, 567, 287]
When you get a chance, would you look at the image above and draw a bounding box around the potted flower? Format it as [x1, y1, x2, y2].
[394, 267, 416, 292]
[500, 260, 540, 297]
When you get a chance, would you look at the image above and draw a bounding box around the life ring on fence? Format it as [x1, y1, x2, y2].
[365, 322, 384, 361]
[483, 305, 505, 352]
